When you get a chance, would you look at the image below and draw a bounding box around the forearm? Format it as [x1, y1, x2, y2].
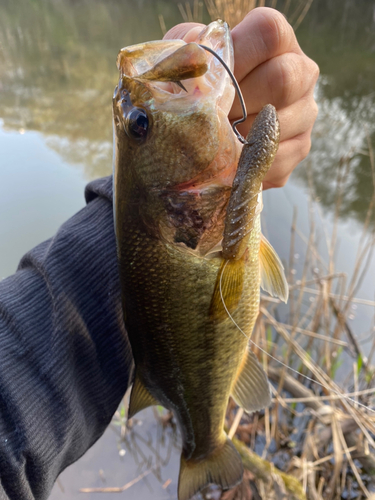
[0, 177, 132, 500]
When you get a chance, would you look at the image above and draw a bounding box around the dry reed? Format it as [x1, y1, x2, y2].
[169, 0, 314, 32]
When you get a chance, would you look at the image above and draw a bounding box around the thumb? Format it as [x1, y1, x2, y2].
[163, 22, 205, 42]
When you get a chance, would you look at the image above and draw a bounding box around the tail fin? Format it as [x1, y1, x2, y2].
[178, 436, 243, 500]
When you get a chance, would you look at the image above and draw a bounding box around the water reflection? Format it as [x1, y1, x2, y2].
[0, 0, 184, 177]
[296, 82, 375, 226]
[51, 406, 182, 499]
[117, 409, 180, 498]
[299, 0, 375, 103]
[296, 0, 375, 224]
[1, 0, 374, 225]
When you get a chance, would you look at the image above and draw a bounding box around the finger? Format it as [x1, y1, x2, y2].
[263, 128, 313, 189]
[235, 90, 318, 142]
[229, 51, 319, 119]
[231, 7, 300, 83]
[163, 22, 204, 42]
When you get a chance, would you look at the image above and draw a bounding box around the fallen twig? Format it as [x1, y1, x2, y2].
[79, 468, 152, 493]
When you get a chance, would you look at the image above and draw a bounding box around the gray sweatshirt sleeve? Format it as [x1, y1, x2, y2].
[0, 176, 133, 500]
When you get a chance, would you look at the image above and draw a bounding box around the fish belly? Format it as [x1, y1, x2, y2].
[120, 215, 261, 451]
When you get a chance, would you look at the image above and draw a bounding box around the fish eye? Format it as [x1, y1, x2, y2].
[126, 108, 149, 140]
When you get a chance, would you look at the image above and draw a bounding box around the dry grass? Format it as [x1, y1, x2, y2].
[168, 0, 314, 32]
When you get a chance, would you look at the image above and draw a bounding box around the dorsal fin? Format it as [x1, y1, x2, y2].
[260, 234, 288, 303]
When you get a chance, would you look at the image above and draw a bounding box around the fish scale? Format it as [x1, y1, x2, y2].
[120, 215, 255, 447]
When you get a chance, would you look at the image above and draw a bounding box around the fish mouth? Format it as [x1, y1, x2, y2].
[116, 20, 235, 116]
[114, 21, 242, 193]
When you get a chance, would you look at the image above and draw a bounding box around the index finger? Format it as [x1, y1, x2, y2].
[231, 7, 301, 83]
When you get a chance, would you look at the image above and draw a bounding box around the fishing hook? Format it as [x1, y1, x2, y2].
[199, 44, 249, 145]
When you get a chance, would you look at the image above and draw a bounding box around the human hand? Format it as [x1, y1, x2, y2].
[164, 8, 319, 189]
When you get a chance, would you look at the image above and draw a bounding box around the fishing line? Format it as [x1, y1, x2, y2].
[218, 260, 375, 414]
[198, 44, 249, 145]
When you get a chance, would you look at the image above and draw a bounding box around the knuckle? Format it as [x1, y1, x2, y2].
[308, 59, 320, 83]
[273, 175, 290, 188]
[270, 53, 319, 108]
[301, 57, 320, 92]
[297, 133, 312, 161]
[266, 129, 312, 190]
[302, 95, 319, 126]
[263, 156, 291, 189]
[272, 54, 302, 106]
[255, 8, 294, 56]
[265, 172, 290, 189]
[311, 99, 319, 122]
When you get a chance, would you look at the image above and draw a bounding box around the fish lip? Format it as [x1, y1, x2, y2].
[115, 21, 234, 113]
[116, 20, 232, 77]
[116, 40, 186, 77]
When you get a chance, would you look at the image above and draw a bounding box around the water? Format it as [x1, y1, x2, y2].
[50, 408, 182, 499]
[0, 0, 374, 498]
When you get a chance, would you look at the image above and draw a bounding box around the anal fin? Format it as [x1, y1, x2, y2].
[231, 347, 271, 413]
[178, 435, 243, 500]
[209, 254, 246, 322]
[128, 372, 159, 419]
[260, 234, 289, 303]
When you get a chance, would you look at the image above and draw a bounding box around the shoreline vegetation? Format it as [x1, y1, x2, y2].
[160, 0, 314, 33]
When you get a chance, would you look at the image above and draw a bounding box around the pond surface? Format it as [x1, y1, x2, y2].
[0, 0, 374, 498]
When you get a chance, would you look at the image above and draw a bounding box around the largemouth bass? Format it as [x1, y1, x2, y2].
[113, 21, 288, 500]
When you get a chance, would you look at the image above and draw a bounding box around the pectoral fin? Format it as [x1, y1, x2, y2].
[128, 372, 158, 419]
[231, 347, 271, 413]
[260, 234, 289, 303]
[209, 254, 246, 322]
